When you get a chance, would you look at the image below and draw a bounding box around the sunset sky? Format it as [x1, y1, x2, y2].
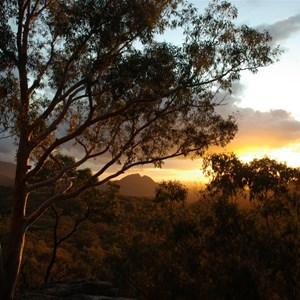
[135, 0, 300, 183]
[0, 0, 300, 184]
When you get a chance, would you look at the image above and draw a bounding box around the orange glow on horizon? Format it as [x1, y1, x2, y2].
[237, 145, 300, 168]
[145, 144, 300, 183]
[99, 143, 300, 185]
[134, 167, 208, 183]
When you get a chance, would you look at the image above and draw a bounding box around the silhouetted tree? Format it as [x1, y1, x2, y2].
[155, 180, 188, 204]
[28, 155, 94, 283]
[202, 152, 248, 200]
[202, 153, 299, 203]
[43, 200, 90, 284]
[247, 156, 298, 202]
[0, 0, 280, 298]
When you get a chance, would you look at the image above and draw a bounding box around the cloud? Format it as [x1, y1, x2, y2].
[227, 108, 300, 152]
[258, 13, 300, 43]
[213, 80, 246, 119]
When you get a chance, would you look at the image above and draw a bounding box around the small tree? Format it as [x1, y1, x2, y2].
[25, 155, 95, 283]
[202, 152, 248, 200]
[0, 0, 280, 298]
[155, 180, 188, 204]
[43, 199, 90, 284]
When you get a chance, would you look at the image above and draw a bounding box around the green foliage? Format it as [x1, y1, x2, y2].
[1, 0, 280, 201]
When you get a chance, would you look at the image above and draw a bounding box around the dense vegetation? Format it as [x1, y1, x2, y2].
[1, 154, 299, 299]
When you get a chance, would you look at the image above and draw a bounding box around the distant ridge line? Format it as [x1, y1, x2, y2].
[0, 160, 16, 187]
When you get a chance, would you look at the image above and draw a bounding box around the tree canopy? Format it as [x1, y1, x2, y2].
[202, 152, 299, 202]
[155, 180, 188, 204]
[0, 0, 280, 299]
[0, 0, 279, 206]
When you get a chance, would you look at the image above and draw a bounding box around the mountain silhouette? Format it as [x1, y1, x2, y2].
[0, 160, 15, 186]
[114, 174, 158, 198]
[0, 161, 158, 197]
[0, 160, 201, 201]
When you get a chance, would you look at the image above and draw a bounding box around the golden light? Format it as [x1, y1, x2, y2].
[238, 144, 300, 168]
[179, 168, 208, 183]
[138, 167, 207, 183]
[102, 142, 300, 185]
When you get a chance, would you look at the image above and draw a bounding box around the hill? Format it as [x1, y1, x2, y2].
[0, 161, 15, 186]
[114, 173, 158, 198]
[0, 160, 203, 201]
[114, 175, 204, 202]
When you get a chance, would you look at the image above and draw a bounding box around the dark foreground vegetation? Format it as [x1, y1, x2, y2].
[1, 154, 299, 300]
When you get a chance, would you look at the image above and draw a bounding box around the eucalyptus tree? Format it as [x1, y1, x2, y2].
[155, 180, 188, 204]
[202, 152, 248, 200]
[0, 0, 280, 298]
[203, 153, 299, 204]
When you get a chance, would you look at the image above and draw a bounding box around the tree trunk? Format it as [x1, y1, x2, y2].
[1, 184, 28, 300]
[0, 217, 27, 300]
[0, 136, 30, 299]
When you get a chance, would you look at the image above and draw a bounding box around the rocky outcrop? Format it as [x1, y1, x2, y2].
[21, 279, 135, 300]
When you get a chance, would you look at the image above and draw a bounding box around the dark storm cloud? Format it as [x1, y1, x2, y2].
[258, 13, 300, 43]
